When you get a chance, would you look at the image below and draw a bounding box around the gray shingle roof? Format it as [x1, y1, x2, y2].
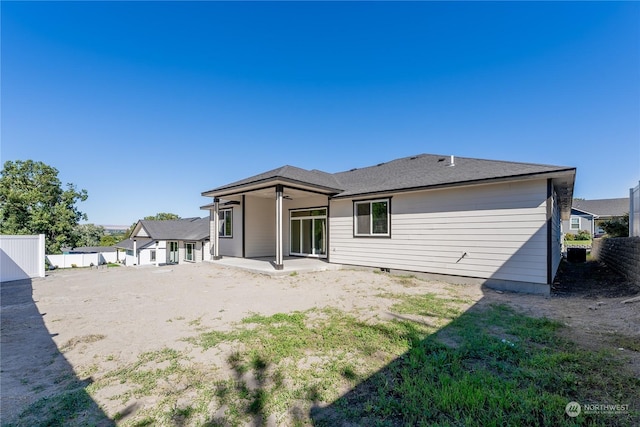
[202, 153, 575, 199]
[115, 238, 154, 250]
[135, 217, 210, 241]
[202, 165, 342, 195]
[572, 198, 629, 217]
[62, 246, 117, 253]
[333, 154, 573, 198]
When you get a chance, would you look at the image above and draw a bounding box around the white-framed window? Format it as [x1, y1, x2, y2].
[354, 199, 390, 236]
[185, 242, 194, 262]
[219, 209, 233, 238]
[150, 250, 156, 262]
[570, 217, 580, 230]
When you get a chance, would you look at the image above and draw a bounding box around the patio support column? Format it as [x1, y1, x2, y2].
[275, 184, 284, 270]
[133, 239, 137, 266]
[213, 198, 222, 260]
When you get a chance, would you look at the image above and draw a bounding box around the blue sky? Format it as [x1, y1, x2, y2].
[2, 1, 639, 225]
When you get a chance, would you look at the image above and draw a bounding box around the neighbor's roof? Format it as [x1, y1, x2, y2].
[572, 198, 629, 217]
[61, 246, 117, 253]
[114, 238, 154, 251]
[131, 217, 210, 241]
[202, 153, 575, 200]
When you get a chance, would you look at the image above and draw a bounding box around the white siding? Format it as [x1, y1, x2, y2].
[245, 196, 276, 257]
[329, 180, 550, 284]
[0, 235, 45, 282]
[219, 205, 243, 257]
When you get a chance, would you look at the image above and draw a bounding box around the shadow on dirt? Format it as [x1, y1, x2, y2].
[0, 278, 114, 426]
[552, 259, 640, 299]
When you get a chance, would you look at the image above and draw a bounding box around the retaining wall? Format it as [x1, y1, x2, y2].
[592, 237, 640, 283]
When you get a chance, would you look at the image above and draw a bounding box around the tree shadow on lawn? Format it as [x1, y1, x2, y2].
[0, 278, 114, 427]
[309, 291, 640, 427]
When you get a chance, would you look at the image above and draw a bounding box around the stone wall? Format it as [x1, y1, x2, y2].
[592, 237, 640, 283]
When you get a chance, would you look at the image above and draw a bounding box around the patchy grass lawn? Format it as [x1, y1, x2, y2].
[5, 293, 639, 426]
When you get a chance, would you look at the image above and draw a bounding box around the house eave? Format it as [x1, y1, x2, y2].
[201, 177, 342, 199]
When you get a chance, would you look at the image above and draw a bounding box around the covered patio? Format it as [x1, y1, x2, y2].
[201, 165, 343, 270]
[208, 256, 342, 276]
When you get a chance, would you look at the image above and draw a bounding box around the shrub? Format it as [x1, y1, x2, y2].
[564, 233, 576, 241]
[576, 230, 591, 241]
[599, 213, 629, 238]
[71, 263, 78, 268]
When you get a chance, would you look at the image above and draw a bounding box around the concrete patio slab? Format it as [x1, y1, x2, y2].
[208, 256, 342, 276]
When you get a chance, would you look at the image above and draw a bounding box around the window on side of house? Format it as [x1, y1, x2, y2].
[150, 250, 156, 262]
[219, 209, 233, 238]
[570, 217, 580, 230]
[185, 243, 194, 261]
[354, 199, 390, 236]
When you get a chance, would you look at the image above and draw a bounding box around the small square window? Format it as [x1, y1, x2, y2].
[354, 199, 390, 236]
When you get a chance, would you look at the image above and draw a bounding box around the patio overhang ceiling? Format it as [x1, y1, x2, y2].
[201, 177, 341, 200]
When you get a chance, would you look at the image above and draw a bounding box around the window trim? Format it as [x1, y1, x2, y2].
[219, 208, 233, 238]
[570, 217, 580, 230]
[353, 198, 391, 238]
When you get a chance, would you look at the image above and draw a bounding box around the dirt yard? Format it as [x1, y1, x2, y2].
[1, 260, 638, 425]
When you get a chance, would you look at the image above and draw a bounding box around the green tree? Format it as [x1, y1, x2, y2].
[0, 160, 88, 253]
[144, 212, 180, 221]
[599, 213, 629, 238]
[74, 223, 105, 247]
[100, 235, 117, 246]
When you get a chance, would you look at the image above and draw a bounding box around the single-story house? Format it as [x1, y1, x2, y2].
[201, 154, 576, 294]
[563, 198, 629, 237]
[116, 217, 210, 266]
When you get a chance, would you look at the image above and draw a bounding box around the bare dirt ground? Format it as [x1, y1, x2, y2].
[1, 260, 638, 425]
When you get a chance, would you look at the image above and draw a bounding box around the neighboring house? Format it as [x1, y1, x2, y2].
[201, 154, 576, 295]
[563, 198, 629, 237]
[116, 217, 210, 266]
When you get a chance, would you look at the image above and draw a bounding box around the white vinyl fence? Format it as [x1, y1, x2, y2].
[631, 181, 640, 237]
[0, 234, 46, 282]
[46, 251, 121, 269]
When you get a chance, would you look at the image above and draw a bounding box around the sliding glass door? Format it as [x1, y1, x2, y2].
[290, 209, 327, 257]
